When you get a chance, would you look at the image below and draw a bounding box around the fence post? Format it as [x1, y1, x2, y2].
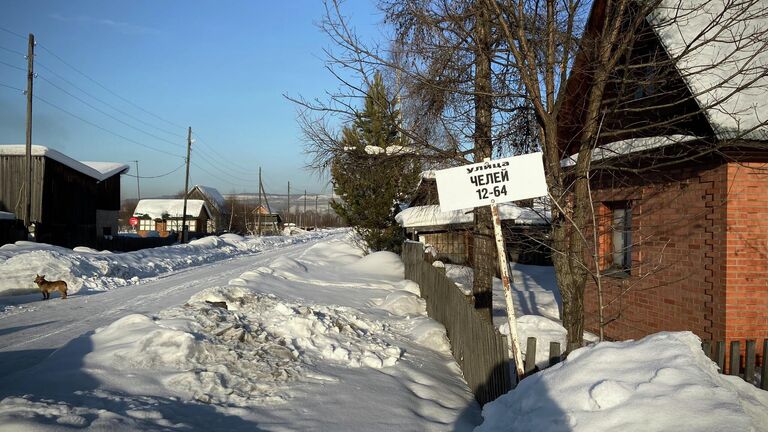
[745, 340, 756, 383]
[762, 339, 768, 391]
[716, 341, 726, 372]
[524, 337, 537, 375]
[702, 341, 712, 360]
[549, 342, 561, 366]
[729, 341, 740, 376]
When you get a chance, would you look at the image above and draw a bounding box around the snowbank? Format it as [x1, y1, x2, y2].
[475, 332, 768, 432]
[0, 230, 338, 297]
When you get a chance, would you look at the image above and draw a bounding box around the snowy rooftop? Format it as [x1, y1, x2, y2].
[133, 199, 210, 220]
[396, 204, 550, 228]
[561, 134, 700, 166]
[649, 0, 768, 140]
[190, 185, 226, 211]
[0, 145, 129, 181]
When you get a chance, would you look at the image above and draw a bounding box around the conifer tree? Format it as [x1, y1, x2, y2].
[330, 72, 420, 253]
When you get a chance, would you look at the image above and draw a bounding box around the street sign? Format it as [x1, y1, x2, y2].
[434, 152, 547, 211]
[434, 152, 548, 383]
[129, 217, 139, 227]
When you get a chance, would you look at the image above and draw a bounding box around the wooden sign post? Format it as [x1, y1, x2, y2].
[434, 152, 548, 382]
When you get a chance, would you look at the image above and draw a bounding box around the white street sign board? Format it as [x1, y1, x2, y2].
[434, 152, 548, 211]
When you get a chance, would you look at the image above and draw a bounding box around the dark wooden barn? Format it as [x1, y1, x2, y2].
[0, 145, 128, 248]
[187, 185, 229, 233]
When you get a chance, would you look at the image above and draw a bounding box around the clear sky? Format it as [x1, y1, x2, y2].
[0, 1, 384, 199]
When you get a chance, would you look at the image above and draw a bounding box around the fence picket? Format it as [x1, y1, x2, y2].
[745, 340, 756, 383]
[549, 342, 561, 366]
[729, 341, 741, 376]
[525, 337, 537, 375]
[762, 340, 768, 391]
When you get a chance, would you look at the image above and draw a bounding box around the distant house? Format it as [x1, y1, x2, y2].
[0, 145, 128, 248]
[132, 199, 211, 238]
[396, 173, 550, 265]
[250, 204, 282, 235]
[187, 185, 230, 233]
[557, 0, 768, 365]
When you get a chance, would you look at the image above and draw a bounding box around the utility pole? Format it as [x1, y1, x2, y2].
[257, 167, 263, 236]
[131, 160, 141, 200]
[302, 189, 307, 228]
[315, 195, 318, 229]
[24, 33, 34, 229]
[180, 127, 192, 243]
[287, 181, 291, 225]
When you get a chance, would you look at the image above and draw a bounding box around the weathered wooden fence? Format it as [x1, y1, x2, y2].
[703, 340, 768, 390]
[402, 241, 512, 405]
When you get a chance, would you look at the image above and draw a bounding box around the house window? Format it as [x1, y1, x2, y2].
[139, 219, 154, 231]
[609, 203, 633, 272]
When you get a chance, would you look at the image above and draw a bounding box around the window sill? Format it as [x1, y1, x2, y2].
[602, 267, 630, 279]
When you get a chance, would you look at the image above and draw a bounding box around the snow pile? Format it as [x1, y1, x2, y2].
[0, 231, 337, 296]
[476, 332, 768, 432]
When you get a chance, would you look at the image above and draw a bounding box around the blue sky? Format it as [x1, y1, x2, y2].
[0, 1, 384, 199]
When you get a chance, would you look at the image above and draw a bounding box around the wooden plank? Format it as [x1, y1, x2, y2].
[524, 337, 537, 375]
[716, 341, 726, 372]
[702, 341, 712, 361]
[762, 340, 768, 391]
[729, 341, 740, 376]
[549, 342, 561, 366]
[745, 340, 756, 383]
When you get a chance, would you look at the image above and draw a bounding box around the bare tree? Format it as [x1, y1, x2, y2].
[488, 0, 768, 350]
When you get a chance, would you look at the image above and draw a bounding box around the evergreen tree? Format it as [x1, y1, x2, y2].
[330, 72, 420, 253]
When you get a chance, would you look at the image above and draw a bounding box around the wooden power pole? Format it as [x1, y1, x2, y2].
[287, 181, 291, 224]
[257, 167, 263, 236]
[180, 127, 192, 243]
[24, 33, 34, 229]
[132, 160, 141, 200]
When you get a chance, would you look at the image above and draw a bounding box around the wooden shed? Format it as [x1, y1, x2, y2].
[0, 145, 128, 248]
[187, 185, 230, 233]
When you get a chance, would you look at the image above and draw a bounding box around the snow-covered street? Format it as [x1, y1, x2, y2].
[0, 231, 481, 431]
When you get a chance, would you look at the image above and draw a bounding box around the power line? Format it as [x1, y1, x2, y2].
[0, 45, 25, 56]
[0, 82, 24, 92]
[0, 26, 26, 40]
[36, 61, 186, 140]
[37, 73, 186, 150]
[0, 59, 25, 72]
[37, 43, 187, 131]
[122, 160, 186, 179]
[190, 160, 257, 189]
[34, 94, 185, 159]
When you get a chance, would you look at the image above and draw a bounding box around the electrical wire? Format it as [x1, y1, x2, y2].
[123, 161, 186, 179]
[0, 82, 23, 92]
[34, 94, 185, 159]
[0, 26, 26, 40]
[38, 74, 186, 149]
[0, 45, 25, 56]
[0, 59, 25, 72]
[190, 161, 256, 189]
[37, 43, 187, 131]
[36, 61, 186, 140]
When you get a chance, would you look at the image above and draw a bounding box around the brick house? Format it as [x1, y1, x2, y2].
[558, 0, 768, 369]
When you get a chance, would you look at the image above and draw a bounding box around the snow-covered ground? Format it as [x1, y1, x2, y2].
[1, 231, 766, 431]
[0, 232, 480, 431]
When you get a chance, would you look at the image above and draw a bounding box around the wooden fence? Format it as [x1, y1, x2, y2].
[702, 340, 768, 390]
[402, 241, 512, 405]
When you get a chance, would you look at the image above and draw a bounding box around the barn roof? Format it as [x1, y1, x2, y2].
[133, 199, 210, 220]
[0, 145, 129, 181]
[189, 185, 226, 212]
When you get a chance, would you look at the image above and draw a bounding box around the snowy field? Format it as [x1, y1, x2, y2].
[0, 231, 767, 431]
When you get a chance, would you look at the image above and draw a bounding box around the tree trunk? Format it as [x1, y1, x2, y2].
[471, 2, 495, 322]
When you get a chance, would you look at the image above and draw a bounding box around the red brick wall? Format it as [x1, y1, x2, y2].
[584, 162, 728, 343]
[725, 162, 768, 345]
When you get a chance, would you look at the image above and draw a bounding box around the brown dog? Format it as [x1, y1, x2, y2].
[34, 274, 68, 300]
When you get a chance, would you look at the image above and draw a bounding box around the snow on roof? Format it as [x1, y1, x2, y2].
[190, 185, 226, 211]
[649, 0, 768, 140]
[364, 145, 417, 156]
[0, 145, 129, 181]
[133, 199, 210, 220]
[0, 211, 15, 221]
[561, 135, 700, 166]
[395, 204, 549, 228]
